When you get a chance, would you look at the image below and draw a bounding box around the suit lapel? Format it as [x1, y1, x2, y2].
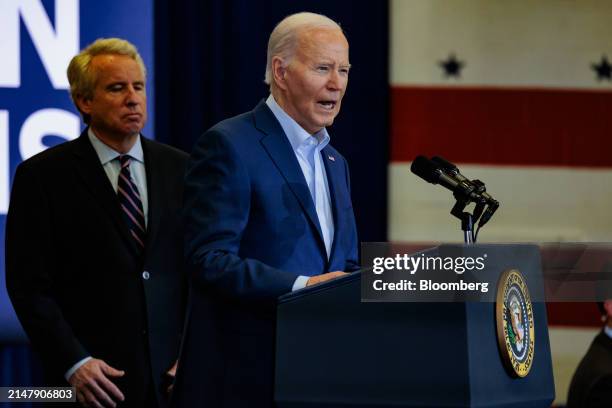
[322, 146, 347, 263]
[253, 101, 325, 248]
[71, 130, 141, 258]
[141, 137, 162, 259]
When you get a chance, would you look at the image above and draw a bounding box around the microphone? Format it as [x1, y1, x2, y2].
[430, 156, 499, 227]
[410, 156, 483, 202]
[431, 156, 471, 184]
[431, 156, 496, 201]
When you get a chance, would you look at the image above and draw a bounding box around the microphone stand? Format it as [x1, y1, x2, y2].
[449, 179, 498, 244]
[450, 199, 476, 244]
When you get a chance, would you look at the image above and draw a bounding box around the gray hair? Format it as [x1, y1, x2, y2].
[264, 12, 342, 86]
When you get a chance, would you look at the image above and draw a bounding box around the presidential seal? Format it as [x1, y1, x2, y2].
[495, 269, 535, 378]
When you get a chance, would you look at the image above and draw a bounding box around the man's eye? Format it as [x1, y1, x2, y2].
[340, 68, 350, 75]
[316, 66, 329, 72]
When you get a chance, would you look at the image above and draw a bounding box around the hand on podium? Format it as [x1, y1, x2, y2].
[306, 271, 348, 287]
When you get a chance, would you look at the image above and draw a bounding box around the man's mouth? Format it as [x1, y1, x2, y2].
[317, 101, 337, 110]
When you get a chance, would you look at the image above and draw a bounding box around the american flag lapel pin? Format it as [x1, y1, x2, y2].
[328, 155, 335, 162]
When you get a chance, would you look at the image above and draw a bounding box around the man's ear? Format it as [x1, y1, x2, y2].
[272, 56, 288, 91]
[75, 94, 92, 116]
[604, 300, 612, 317]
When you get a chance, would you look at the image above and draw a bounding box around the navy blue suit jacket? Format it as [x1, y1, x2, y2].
[173, 101, 359, 407]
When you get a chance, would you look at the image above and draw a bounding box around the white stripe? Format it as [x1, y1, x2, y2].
[389, 163, 612, 242]
[391, 0, 612, 89]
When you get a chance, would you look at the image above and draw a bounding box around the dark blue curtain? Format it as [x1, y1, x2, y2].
[155, 0, 389, 242]
[0, 344, 43, 408]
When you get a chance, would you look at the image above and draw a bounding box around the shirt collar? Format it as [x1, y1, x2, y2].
[605, 325, 612, 339]
[266, 94, 330, 152]
[87, 127, 144, 165]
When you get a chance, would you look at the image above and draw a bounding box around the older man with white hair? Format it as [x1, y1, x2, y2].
[173, 12, 359, 407]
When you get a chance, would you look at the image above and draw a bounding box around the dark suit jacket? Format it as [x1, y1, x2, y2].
[5, 130, 188, 407]
[567, 330, 612, 408]
[172, 101, 359, 407]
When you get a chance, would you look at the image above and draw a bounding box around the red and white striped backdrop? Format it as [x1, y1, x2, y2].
[389, 1, 612, 404]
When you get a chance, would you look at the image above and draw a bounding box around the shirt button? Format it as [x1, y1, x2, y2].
[142, 271, 150, 280]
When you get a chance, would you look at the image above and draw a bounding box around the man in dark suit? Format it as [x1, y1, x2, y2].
[173, 12, 359, 407]
[567, 300, 612, 407]
[5, 38, 188, 408]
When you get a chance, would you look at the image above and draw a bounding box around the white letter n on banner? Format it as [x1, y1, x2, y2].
[0, 0, 79, 89]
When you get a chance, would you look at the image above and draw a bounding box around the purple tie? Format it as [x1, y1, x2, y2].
[117, 155, 146, 250]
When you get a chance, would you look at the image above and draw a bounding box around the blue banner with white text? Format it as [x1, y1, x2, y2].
[0, 0, 154, 342]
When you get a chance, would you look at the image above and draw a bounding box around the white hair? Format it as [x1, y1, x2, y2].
[264, 12, 342, 86]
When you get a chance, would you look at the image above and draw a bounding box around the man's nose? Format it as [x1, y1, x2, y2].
[125, 86, 140, 105]
[327, 70, 344, 91]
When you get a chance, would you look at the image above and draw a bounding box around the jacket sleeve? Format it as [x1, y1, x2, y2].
[5, 163, 89, 377]
[183, 129, 299, 301]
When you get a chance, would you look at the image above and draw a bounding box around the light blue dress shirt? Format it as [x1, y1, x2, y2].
[266, 95, 335, 291]
[88, 128, 148, 226]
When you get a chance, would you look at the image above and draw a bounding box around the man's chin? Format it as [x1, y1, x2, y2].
[122, 124, 144, 136]
[322, 117, 336, 128]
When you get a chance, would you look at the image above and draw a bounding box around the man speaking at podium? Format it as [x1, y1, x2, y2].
[174, 12, 359, 407]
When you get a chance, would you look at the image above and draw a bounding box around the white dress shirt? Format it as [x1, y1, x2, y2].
[266, 95, 335, 291]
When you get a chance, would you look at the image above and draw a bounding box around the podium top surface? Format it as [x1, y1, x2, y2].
[277, 271, 361, 304]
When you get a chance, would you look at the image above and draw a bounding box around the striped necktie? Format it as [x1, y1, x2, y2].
[117, 155, 146, 251]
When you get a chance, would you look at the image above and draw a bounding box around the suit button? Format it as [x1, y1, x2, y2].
[142, 271, 150, 280]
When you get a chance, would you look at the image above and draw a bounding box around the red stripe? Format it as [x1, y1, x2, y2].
[119, 173, 142, 199]
[391, 86, 612, 167]
[121, 204, 145, 232]
[546, 302, 603, 328]
[131, 229, 145, 248]
[118, 186, 145, 218]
